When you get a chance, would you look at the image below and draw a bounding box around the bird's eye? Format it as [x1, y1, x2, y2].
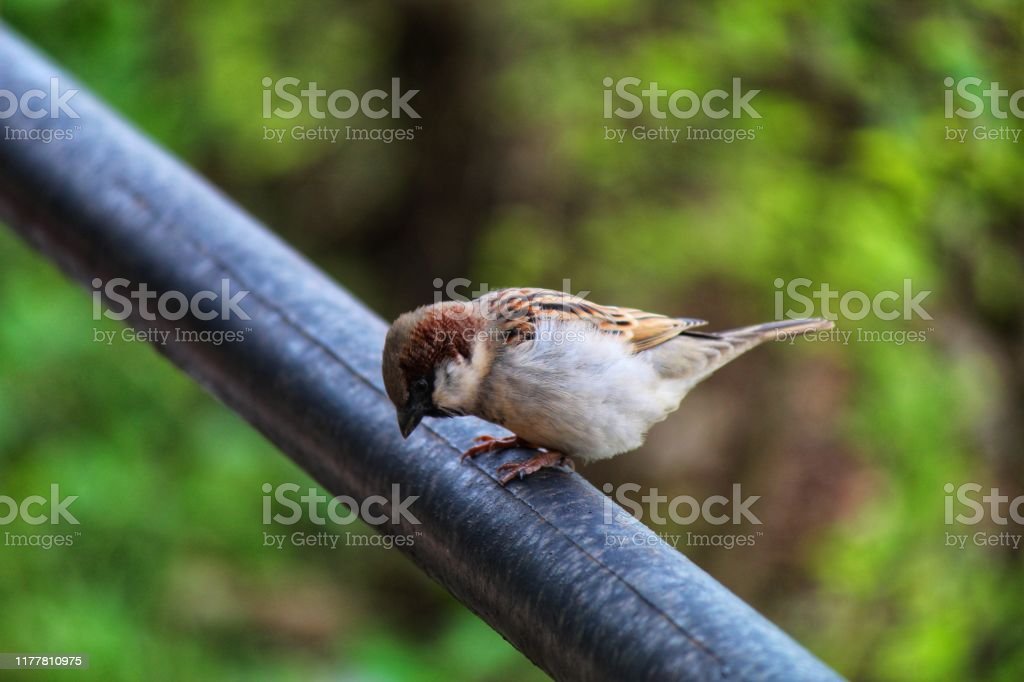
[413, 377, 429, 392]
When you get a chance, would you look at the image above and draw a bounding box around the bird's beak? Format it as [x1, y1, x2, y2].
[398, 377, 434, 439]
[398, 404, 424, 439]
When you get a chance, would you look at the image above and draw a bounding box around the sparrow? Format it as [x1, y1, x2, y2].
[382, 288, 832, 485]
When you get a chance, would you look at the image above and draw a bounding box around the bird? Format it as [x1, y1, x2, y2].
[382, 287, 832, 485]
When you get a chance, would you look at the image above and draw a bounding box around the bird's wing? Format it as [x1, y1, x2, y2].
[478, 288, 707, 353]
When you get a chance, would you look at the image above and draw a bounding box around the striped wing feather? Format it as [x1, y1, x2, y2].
[481, 288, 706, 353]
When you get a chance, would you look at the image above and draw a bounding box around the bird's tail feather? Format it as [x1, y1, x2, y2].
[715, 318, 834, 343]
[666, 318, 832, 391]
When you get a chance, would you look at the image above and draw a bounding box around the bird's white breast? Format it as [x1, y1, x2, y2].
[479, 319, 685, 462]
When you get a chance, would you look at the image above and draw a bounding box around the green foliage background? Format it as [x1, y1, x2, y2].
[0, 1, 1021, 680]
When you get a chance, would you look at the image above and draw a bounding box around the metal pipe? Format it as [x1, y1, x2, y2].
[0, 26, 841, 681]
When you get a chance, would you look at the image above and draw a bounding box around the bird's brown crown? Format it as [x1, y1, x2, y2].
[382, 301, 480, 409]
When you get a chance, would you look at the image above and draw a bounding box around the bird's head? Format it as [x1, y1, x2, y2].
[382, 301, 483, 438]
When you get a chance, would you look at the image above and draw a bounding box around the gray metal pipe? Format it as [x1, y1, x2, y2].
[0, 25, 841, 681]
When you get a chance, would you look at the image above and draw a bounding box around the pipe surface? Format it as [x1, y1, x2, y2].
[0, 26, 841, 682]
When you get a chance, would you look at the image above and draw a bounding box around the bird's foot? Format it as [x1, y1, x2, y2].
[496, 451, 574, 486]
[461, 434, 533, 461]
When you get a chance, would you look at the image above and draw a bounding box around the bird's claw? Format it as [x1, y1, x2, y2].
[496, 451, 574, 485]
[461, 434, 529, 461]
